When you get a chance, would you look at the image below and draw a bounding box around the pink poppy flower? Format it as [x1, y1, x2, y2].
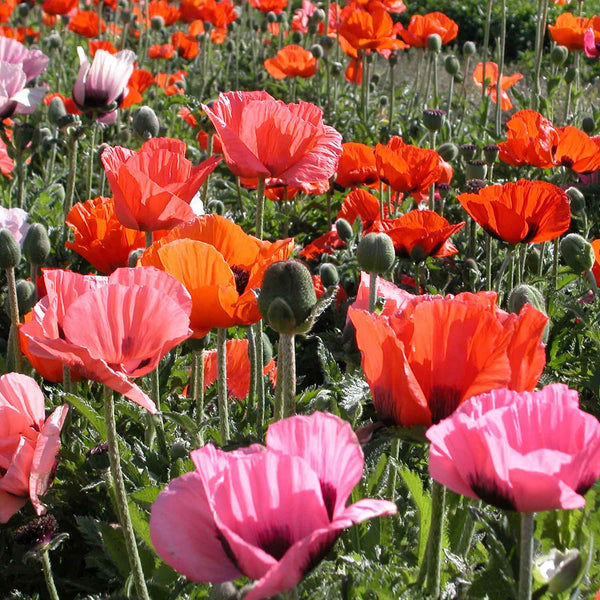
[20, 267, 193, 413]
[584, 27, 600, 57]
[202, 91, 343, 187]
[0, 372, 68, 523]
[0, 206, 29, 244]
[150, 412, 397, 598]
[101, 138, 222, 231]
[0, 61, 46, 119]
[426, 384, 600, 512]
[0, 37, 49, 82]
[72, 47, 135, 122]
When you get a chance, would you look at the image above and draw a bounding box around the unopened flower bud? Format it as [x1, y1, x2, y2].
[427, 33, 442, 53]
[128, 248, 144, 267]
[357, 232, 395, 274]
[266, 10, 277, 23]
[291, 30, 303, 44]
[444, 55, 460, 75]
[536, 549, 582, 595]
[560, 233, 594, 273]
[0, 229, 21, 269]
[319, 262, 339, 287]
[565, 66, 577, 84]
[310, 44, 324, 59]
[566, 187, 586, 213]
[331, 61, 342, 76]
[335, 218, 353, 243]
[170, 438, 190, 461]
[151, 15, 164, 30]
[437, 142, 459, 162]
[47, 33, 61, 50]
[13, 123, 35, 153]
[23, 223, 51, 265]
[465, 160, 487, 180]
[388, 51, 398, 66]
[379, 95, 389, 107]
[582, 116, 595, 134]
[422, 108, 446, 132]
[551, 45, 569, 67]
[463, 41, 476, 56]
[208, 199, 225, 215]
[462, 258, 480, 287]
[320, 35, 334, 51]
[5, 279, 36, 316]
[311, 8, 325, 23]
[508, 284, 547, 316]
[133, 106, 160, 140]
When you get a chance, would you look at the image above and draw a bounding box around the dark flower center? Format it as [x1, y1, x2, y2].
[256, 525, 294, 561]
[320, 481, 337, 521]
[428, 386, 462, 424]
[230, 265, 250, 296]
[468, 472, 516, 510]
[560, 156, 574, 169]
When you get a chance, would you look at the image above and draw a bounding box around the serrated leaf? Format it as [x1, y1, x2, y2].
[64, 392, 107, 440]
[162, 411, 200, 436]
[127, 500, 153, 549]
[316, 337, 343, 383]
[131, 486, 162, 507]
[399, 468, 431, 565]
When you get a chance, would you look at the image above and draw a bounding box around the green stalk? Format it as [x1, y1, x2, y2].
[369, 272, 377, 313]
[456, 498, 482, 557]
[425, 481, 447, 597]
[414, 262, 421, 294]
[445, 74, 455, 139]
[41, 549, 60, 600]
[432, 53, 439, 108]
[191, 349, 204, 444]
[518, 512, 535, 600]
[389, 58, 395, 130]
[486, 235, 493, 290]
[85, 119, 98, 201]
[495, 246, 514, 295]
[16, 152, 25, 209]
[62, 365, 72, 395]
[216, 328, 230, 444]
[481, 0, 494, 105]
[255, 321, 265, 436]
[247, 326, 257, 406]
[386, 439, 400, 501]
[255, 177, 266, 240]
[103, 386, 150, 600]
[533, 0, 548, 110]
[5, 266, 23, 372]
[552, 238, 560, 290]
[63, 133, 78, 238]
[494, 0, 506, 137]
[280, 332, 296, 418]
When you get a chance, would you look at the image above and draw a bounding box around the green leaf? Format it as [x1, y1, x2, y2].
[162, 411, 200, 436]
[64, 392, 107, 440]
[131, 486, 162, 507]
[399, 468, 431, 565]
[127, 500, 153, 550]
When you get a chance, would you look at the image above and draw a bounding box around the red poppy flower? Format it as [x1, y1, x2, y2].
[89, 39, 117, 56]
[349, 287, 547, 427]
[203, 91, 343, 187]
[299, 230, 346, 260]
[148, 43, 175, 59]
[375, 136, 442, 199]
[154, 70, 187, 95]
[249, 0, 287, 14]
[264, 45, 317, 79]
[397, 11, 458, 47]
[149, 0, 181, 25]
[457, 180, 571, 245]
[68, 10, 107, 38]
[201, 338, 277, 400]
[171, 31, 199, 59]
[121, 68, 155, 109]
[548, 12, 600, 51]
[554, 125, 600, 172]
[101, 138, 221, 231]
[335, 142, 378, 189]
[337, 188, 386, 229]
[472, 62, 523, 110]
[313, 274, 348, 309]
[0, 26, 38, 42]
[371, 209, 465, 260]
[0, 136, 13, 177]
[139, 214, 294, 337]
[42, 0, 77, 15]
[498, 109, 559, 168]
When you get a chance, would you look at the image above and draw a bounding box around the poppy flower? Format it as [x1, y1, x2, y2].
[371, 209, 465, 260]
[150, 412, 397, 598]
[171, 31, 199, 60]
[149, 0, 181, 26]
[101, 137, 221, 231]
[548, 12, 599, 51]
[584, 27, 600, 57]
[299, 229, 346, 260]
[121, 68, 155, 109]
[457, 180, 571, 245]
[0, 136, 13, 177]
[427, 384, 600, 512]
[335, 142, 378, 189]
[0, 373, 69, 522]
[139, 214, 294, 337]
[0, 62, 46, 120]
[498, 109, 559, 168]
[42, 0, 77, 15]
[591, 239, 600, 284]
[201, 338, 277, 400]
[337, 188, 386, 229]
[313, 274, 348, 309]
[349, 286, 547, 428]
[67, 10, 107, 38]
[65, 196, 150, 274]
[148, 43, 175, 59]
[202, 91, 343, 187]
[154, 70, 187, 95]
[375, 136, 442, 199]
[20, 268, 193, 413]
[292, 0, 340, 35]
[0, 0, 16, 22]
[472, 62, 523, 110]
[0, 37, 48, 81]
[249, 0, 287, 14]
[264, 45, 317, 79]
[554, 125, 600, 172]
[0, 206, 29, 244]
[88, 39, 117, 56]
[72, 47, 135, 122]
[397, 11, 458, 47]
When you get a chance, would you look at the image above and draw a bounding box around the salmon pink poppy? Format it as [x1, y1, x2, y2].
[264, 45, 317, 79]
[473, 62, 523, 110]
[397, 11, 458, 47]
[457, 180, 571, 245]
[101, 137, 221, 232]
[150, 412, 397, 598]
[201, 338, 277, 400]
[202, 91, 343, 187]
[139, 214, 294, 337]
[335, 142, 378, 189]
[427, 384, 600, 512]
[349, 287, 547, 428]
[20, 268, 193, 413]
[0, 373, 68, 522]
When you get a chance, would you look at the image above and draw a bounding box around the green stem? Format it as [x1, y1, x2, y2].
[103, 386, 150, 600]
[5, 266, 23, 373]
[456, 498, 481, 557]
[16, 153, 25, 209]
[494, 0, 506, 137]
[432, 53, 439, 108]
[533, 0, 548, 110]
[216, 328, 230, 444]
[425, 480, 447, 598]
[518, 512, 535, 600]
[389, 58, 395, 130]
[495, 246, 514, 295]
[41, 549, 60, 600]
[386, 439, 400, 501]
[486, 235, 493, 290]
[255, 178, 266, 240]
[281, 333, 296, 418]
[85, 122, 97, 201]
[63, 134, 78, 238]
[62, 365, 72, 394]
[552, 238, 560, 290]
[369, 272, 377, 313]
[192, 349, 204, 444]
[481, 0, 494, 105]
[255, 321, 265, 436]
[247, 326, 257, 406]
[414, 262, 421, 294]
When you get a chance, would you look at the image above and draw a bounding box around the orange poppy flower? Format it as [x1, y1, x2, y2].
[335, 142, 378, 189]
[344, 57, 363, 84]
[154, 70, 187, 95]
[89, 39, 117, 56]
[457, 180, 571, 245]
[0, 26, 38, 42]
[0, 0, 16, 22]
[591, 239, 600, 284]
[249, 0, 287, 14]
[338, 5, 408, 57]
[548, 12, 599, 51]
[554, 125, 600, 172]
[121, 68, 155, 109]
[149, 0, 181, 25]
[473, 62, 523, 110]
[41, 0, 77, 15]
[264, 45, 317, 79]
[498, 109, 559, 168]
[201, 338, 277, 400]
[349, 288, 547, 427]
[397, 11, 458, 47]
[299, 230, 345, 260]
[68, 10, 107, 37]
[171, 31, 199, 59]
[313, 274, 348, 309]
[375, 136, 442, 199]
[65, 196, 147, 274]
[139, 215, 294, 337]
[148, 43, 175, 59]
[371, 209, 465, 260]
[44, 92, 82, 115]
[0, 136, 13, 177]
[337, 188, 387, 228]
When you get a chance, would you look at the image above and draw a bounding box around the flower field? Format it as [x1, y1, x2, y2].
[2, 0, 600, 598]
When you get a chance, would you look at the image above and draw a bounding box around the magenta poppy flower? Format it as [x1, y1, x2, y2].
[150, 412, 396, 599]
[0, 372, 68, 522]
[202, 91, 343, 187]
[584, 28, 600, 57]
[72, 47, 135, 122]
[20, 267, 193, 413]
[426, 384, 600, 512]
[0, 37, 49, 82]
[0, 62, 47, 120]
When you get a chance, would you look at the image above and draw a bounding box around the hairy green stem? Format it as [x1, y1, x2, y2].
[369, 272, 377, 313]
[494, 0, 506, 137]
[85, 122, 98, 201]
[41, 549, 60, 600]
[255, 321, 265, 436]
[518, 512, 535, 600]
[425, 480, 446, 598]
[63, 134, 79, 238]
[6, 267, 22, 372]
[255, 177, 266, 240]
[216, 328, 230, 444]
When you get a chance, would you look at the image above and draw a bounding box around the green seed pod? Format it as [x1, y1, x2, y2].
[551, 45, 569, 67]
[46, 33, 62, 50]
[483, 144, 499, 164]
[331, 61, 343, 76]
[444, 55, 460, 75]
[462, 258, 480, 287]
[459, 143, 478, 161]
[536, 549, 582, 595]
[258, 260, 318, 334]
[525, 246, 541, 273]
[170, 439, 189, 461]
[310, 44, 324, 59]
[507, 284, 547, 315]
[22, 223, 51, 266]
[565, 66, 577, 84]
[262, 331, 273, 364]
[47, 96, 67, 125]
[427, 33, 442, 53]
[560, 233, 594, 273]
[437, 142, 459, 162]
[422, 108, 446, 132]
[53, 184, 66, 205]
[0, 229, 21, 269]
[463, 41, 476, 56]
[291, 30, 303, 44]
[266, 10, 277, 22]
[335, 218, 353, 243]
[150, 15, 164, 30]
[582, 116, 595, 135]
[320, 35, 334, 51]
[319, 262, 339, 287]
[465, 160, 488, 180]
[566, 187, 586, 213]
[357, 232, 395, 274]
[6, 280, 36, 317]
[207, 200, 225, 215]
[133, 106, 160, 140]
